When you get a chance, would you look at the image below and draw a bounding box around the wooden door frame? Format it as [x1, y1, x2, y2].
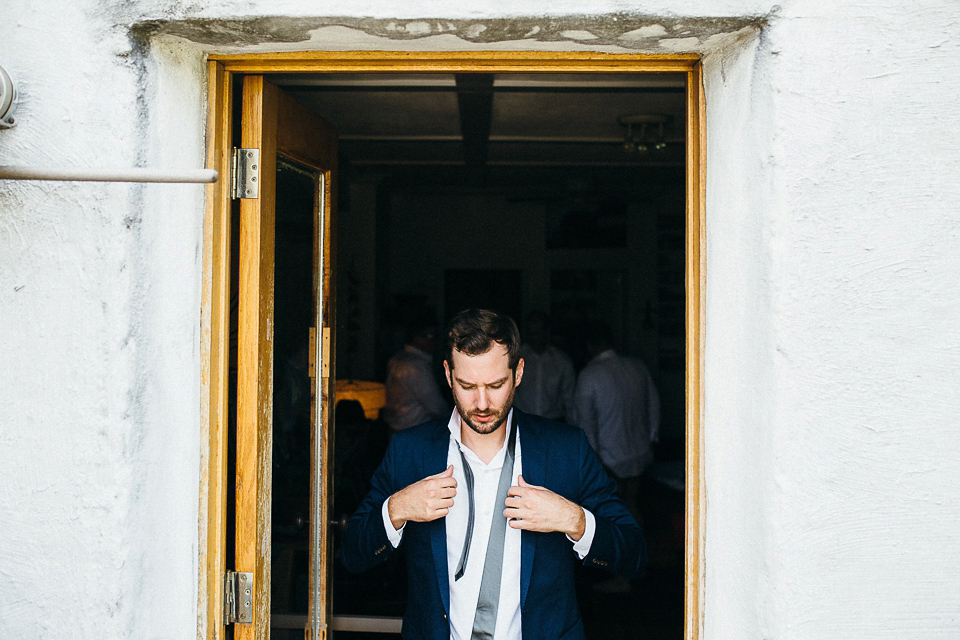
[200, 50, 706, 640]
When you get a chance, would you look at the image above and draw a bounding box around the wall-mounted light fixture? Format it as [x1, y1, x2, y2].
[618, 114, 671, 154]
[0, 65, 18, 129]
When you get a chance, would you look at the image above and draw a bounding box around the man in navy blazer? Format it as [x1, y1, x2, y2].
[342, 309, 646, 640]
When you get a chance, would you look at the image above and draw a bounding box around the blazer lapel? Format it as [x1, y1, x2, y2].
[517, 411, 546, 609]
[424, 423, 452, 615]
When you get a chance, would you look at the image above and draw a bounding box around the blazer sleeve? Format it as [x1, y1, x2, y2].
[575, 429, 648, 578]
[340, 433, 402, 574]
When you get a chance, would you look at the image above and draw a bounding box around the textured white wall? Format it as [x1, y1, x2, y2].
[1, 1, 958, 638]
[702, 4, 960, 638]
[0, 3, 206, 638]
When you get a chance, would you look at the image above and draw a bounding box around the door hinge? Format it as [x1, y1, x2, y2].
[231, 148, 260, 199]
[321, 327, 331, 378]
[223, 571, 254, 625]
[307, 326, 331, 378]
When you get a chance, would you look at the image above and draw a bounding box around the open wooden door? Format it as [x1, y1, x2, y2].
[235, 75, 337, 640]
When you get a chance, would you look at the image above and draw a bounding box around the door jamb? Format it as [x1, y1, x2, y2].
[200, 58, 233, 640]
[199, 49, 706, 640]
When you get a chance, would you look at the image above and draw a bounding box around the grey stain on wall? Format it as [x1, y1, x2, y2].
[132, 15, 765, 49]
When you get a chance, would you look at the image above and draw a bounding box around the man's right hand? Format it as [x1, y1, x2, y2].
[388, 465, 457, 530]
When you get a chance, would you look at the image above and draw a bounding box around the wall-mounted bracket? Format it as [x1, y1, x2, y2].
[0, 65, 18, 129]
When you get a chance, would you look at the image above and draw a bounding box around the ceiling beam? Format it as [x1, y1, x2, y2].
[455, 74, 494, 172]
[282, 84, 683, 94]
[340, 134, 686, 144]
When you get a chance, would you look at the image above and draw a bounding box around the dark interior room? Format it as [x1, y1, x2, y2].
[265, 71, 688, 640]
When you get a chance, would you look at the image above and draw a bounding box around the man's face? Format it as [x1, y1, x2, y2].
[443, 343, 524, 436]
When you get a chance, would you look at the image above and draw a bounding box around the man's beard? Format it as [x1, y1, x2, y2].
[455, 387, 515, 436]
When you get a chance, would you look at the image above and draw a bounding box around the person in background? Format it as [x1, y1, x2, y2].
[382, 317, 449, 431]
[573, 321, 660, 519]
[513, 310, 576, 423]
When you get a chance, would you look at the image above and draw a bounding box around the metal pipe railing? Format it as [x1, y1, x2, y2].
[0, 165, 218, 184]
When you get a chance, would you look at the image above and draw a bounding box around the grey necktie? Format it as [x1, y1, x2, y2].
[454, 414, 518, 640]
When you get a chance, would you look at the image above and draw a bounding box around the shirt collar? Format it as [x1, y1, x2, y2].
[591, 348, 617, 364]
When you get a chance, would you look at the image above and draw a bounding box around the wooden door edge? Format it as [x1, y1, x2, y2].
[235, 75, 280, 640]
[318, 163, 338, 636]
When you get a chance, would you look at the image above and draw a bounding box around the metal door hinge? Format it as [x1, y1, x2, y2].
[223, 571, 254, 625]
[307, 326, 331, 378]
[231, 148, 260, 199]
[321, 327, 331, 378]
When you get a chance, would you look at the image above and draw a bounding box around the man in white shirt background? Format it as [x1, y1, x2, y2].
[573, 321, 661, 525]
[382, 318, 449, 431]
[513, 310, 576, 423]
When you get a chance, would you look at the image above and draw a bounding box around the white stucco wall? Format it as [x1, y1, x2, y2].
[1, 1, 958, 639]
[702, 6, 960, 637]
[0, 3, 207, 637]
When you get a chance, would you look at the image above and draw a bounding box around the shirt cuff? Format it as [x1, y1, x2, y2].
[568, 508, 596, 559]
[381, 497, 405, 547]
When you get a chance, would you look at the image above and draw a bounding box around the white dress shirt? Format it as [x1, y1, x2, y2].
[382, 409, 596, 639]
[573, 349, 660, 479]
[513, 344, 575, 422]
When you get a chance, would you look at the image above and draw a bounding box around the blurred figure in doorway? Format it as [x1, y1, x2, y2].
[573, 321, 660, 517]
[382, 317, 449, 431]
[513, 310, 576, 423]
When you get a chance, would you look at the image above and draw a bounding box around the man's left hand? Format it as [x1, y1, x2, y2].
[504, 475, 586, 540]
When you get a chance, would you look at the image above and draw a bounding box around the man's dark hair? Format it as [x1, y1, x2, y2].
[443, 308, 522, 370]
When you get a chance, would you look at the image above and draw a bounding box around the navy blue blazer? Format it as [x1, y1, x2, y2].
[340, 409, 647, 640]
